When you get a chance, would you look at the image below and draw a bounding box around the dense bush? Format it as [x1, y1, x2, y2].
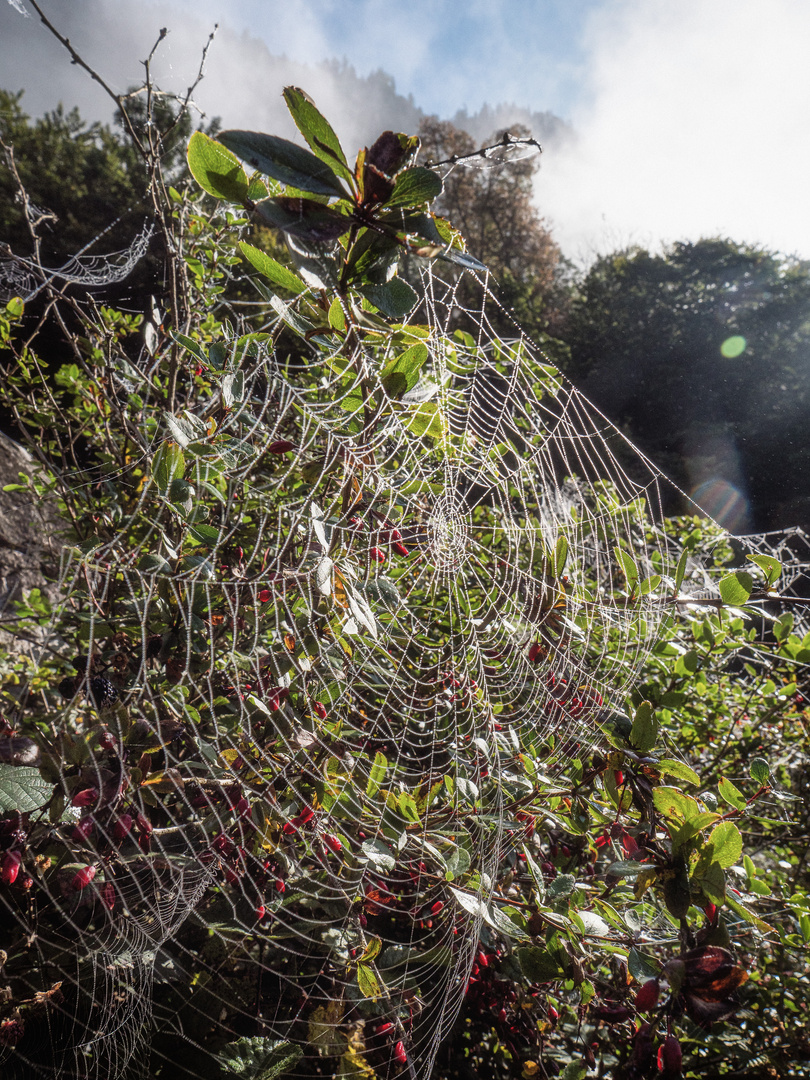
[0, 65, 809, 1080]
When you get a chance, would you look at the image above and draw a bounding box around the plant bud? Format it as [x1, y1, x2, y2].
[658, 1035, 683, 1075]
[114, 814, 133, 842]
[634, 978, 660, 1012]
[71, 787, 99, 808]
[1, 851, 21, 885]
[72, 816, 95, 843]
[71, 864, 96, 891]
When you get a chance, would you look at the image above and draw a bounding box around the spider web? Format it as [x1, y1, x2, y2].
[3, 253, 807, 1080]
[0, 220, 154, 303]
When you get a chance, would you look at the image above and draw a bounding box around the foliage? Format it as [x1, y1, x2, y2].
[562, 240, 810, 532]
[0, 61, 808, 1080]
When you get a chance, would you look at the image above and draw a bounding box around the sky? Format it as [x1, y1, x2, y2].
[2, 0, 810, 264]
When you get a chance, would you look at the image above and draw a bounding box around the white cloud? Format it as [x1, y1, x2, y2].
[539, 0, 810, 263]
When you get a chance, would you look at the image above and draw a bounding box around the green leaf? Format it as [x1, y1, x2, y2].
[693, 857, 726, 905]
[255, 197, 350, 242]
[238, 242, 307, 294]
[358, 278, 418, 319]
[152, 441, 185, 493]
[773, 612, 794, 641]
[637, 573, 662, 595]
[0, 765, 52, 814]
[749, 757, 770, 784]
[560, 1065, 587, 1080]
[218, 1036, 302, 1079]
[356, 963, 380, 999]
[187, 131, 249, 201]
[386, 166, 443, 208]
[5, 296, 24, 318]
[282, 86, 354, 185]
[614, 546, 639, 587]
[747, 552, 781, 586]
[380, 342, 429, 395]
[674, 548, 689, 592]
[222, 372, 245, 409]
[403, 401, 446, 441]
[189, 523, 220, 546]
[360, 839, 395, 872]
[657, 759, 700, 786]
[718, 776, 747, 811]
[724, 892, 774, 934]
[653, 786, 700, 820]
[485, 904, 530, 940]
[627, 947, 660, 982]
[328, 297, 346, 332]
[219, 129, 347, 197]
[360, 937, 382, 963]
[629, 700, 658, 753]
[605, 860, 644, 879]
[397, 791, 420, 824]
[516, 945, 565, 981]
[719, 570, 754, 606]
[554, 534, 569, 577]
[170, 331, 209, 367]
[706, 821, 743, 868]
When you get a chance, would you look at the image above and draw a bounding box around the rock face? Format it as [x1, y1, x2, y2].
[0, 431, 59, 624]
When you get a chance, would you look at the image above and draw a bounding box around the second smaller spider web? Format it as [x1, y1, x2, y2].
[0, 220, 154, 302]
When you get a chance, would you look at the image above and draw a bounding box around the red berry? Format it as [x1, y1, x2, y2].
[258, 589, 271, 603]
[114, 814, 133, 842]
[392, 542, 409, 557]
[313, 701, 328, 720]
[528, 642, 543, 663]
[1, 851, 21, 885]
[658, 1035, 682, 1075]
[369, 547, 386, 564]
[704, 902, 717, 923]
[377, 1022, 394, 1036]
[255, 904, 266, 920]
[394, 1041, 408, 1066]
[235, 796, 251, 818]
[72, 815, 95, 843]
[634, 978, 660, 1013]
[614, 770, 624, 787]
[71, 787, 98, 808]
[275, 878, 285, 893]
[324, 834, 343, 854]
[71, 864, 96, 891]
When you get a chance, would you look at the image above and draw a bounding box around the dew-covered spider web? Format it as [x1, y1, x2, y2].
[3, 248, 810, 1080]
[0, 220, 154, 303]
